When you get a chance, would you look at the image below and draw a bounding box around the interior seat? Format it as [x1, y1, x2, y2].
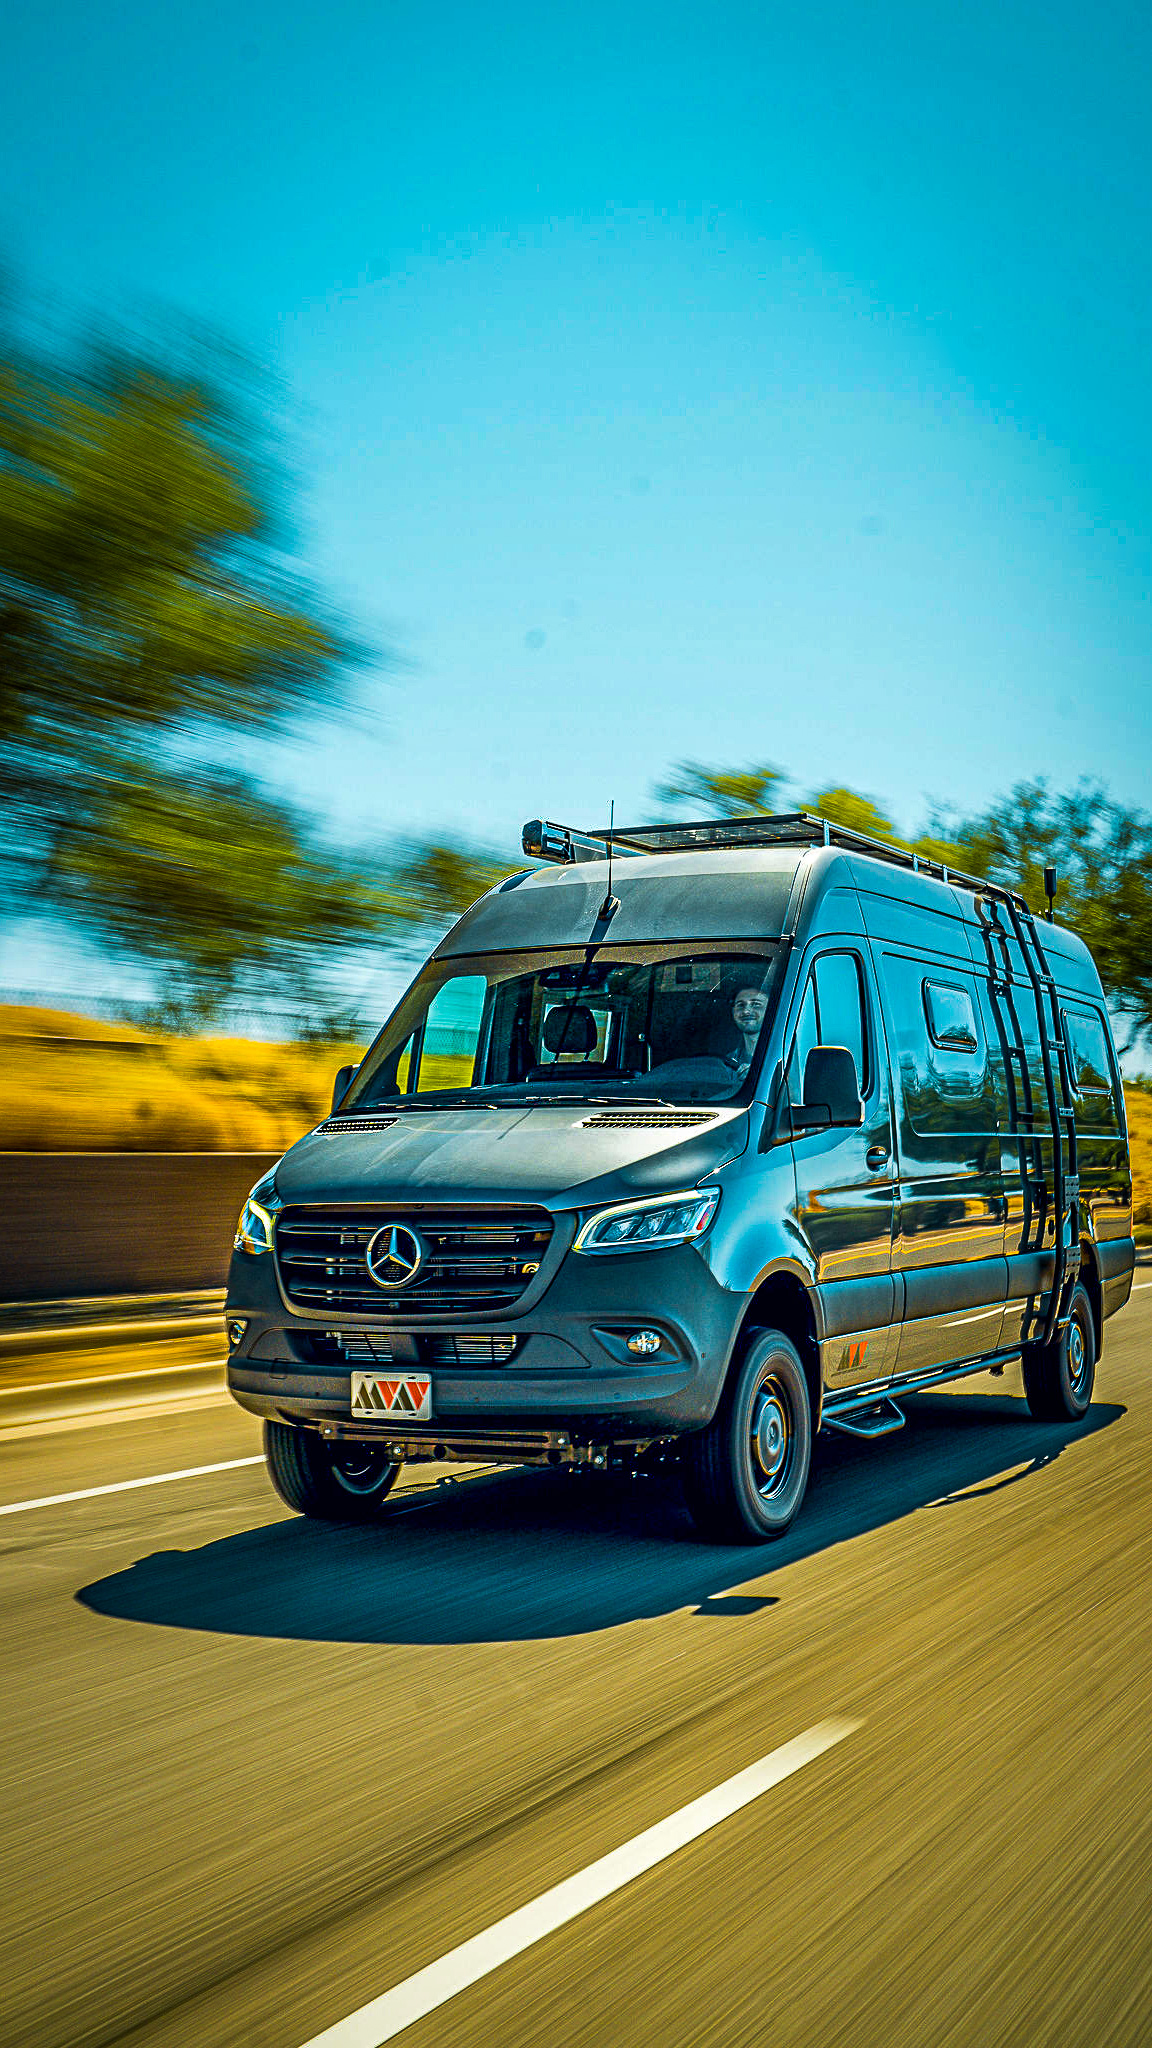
[539, 1003, 599, 1058]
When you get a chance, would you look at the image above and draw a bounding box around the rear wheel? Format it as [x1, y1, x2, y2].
[1022, 1279, 1096, 1423]
[264, 1421, 400, 1521]
[683, 1328, 812, 1543]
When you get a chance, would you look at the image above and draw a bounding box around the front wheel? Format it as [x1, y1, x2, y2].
[683, 1328, 812, 1543]
[1022, 1280, 1096, 1423]
[264, 1421, 400, 1521]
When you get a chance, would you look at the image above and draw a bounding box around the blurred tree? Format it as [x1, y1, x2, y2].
[652, 761, 786, 817]
[936, 781, 1152, 1051]
[379, 838, 521, 936]
[0, 323, 361, 816]
[48, 764, 392, 1028]
[652, 763, 900, 837]
[0, 300, 392, 1019]
[810, 786, 901, 840]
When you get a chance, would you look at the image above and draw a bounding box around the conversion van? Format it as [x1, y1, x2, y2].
[225, 812, 1135, 1542]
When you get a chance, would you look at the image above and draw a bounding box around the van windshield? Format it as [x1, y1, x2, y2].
[344, 942, 783, 1110]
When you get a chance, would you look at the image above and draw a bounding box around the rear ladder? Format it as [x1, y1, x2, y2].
[978, 911, 1048, 1283]
[999, 898, 1081, 1347]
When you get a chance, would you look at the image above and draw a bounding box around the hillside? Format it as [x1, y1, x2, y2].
[0, 1007, 364, 1153]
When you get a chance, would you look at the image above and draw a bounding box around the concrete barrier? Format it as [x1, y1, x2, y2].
[0, 1154, 278, 1303]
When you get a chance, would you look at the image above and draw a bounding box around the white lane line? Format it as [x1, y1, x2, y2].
[0, 1456, 264, 1517]
[1131, 1281, 1152, 1290]
[298, 1718, 860, 2048]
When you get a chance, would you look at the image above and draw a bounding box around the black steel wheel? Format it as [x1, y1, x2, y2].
[683, 1327, 812, 1543]
[264, 1421, 400, 1521]
[1022, 1279, 1096, 1423]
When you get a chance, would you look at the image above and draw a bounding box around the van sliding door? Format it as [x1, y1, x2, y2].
[786, 947, 899, 1392]
[875, 952, 1008, 1378]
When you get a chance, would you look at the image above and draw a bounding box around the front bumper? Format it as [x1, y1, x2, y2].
[225, 1233, 742, 1441]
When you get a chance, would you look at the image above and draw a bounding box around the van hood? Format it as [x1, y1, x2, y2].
[273, 1104, 748, 1212]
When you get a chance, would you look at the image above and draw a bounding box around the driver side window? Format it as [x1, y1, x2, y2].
[786, 976, 819, 1103]
[786, 952, 869, 1101]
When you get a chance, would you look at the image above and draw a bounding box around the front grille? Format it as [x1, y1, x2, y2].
[581, 1111, 718, 1128]
[276, 1207, 552, 1316]
[424, 1334, 519, 1365]
[318, 1331, 519, 1366]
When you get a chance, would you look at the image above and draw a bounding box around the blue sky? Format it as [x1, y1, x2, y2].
[2, 0, 1150, 995]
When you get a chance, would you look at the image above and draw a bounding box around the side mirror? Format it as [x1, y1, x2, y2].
[331, 1064, 359, 1113]
[792, 1046, 863, 1132]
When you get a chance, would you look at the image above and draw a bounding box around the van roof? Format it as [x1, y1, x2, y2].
[434, 846, 808, 956]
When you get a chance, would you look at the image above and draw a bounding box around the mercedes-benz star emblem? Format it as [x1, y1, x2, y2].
[366, 1223, 426, 1290]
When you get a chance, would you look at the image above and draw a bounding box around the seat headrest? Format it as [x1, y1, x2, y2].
[541, 1003, 599, 1055]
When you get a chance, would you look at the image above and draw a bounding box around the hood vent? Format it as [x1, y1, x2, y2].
[580, 1111, 719, 1129]
[319, 1116, 400, 1135]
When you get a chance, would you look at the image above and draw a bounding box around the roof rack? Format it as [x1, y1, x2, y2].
[522, 811, 1021, 908]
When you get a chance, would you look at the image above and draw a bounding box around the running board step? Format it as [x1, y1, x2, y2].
[822, 1397, 906, 1440]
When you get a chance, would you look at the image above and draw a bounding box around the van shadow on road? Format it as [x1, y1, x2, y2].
[77, 1393, 1123, 1647]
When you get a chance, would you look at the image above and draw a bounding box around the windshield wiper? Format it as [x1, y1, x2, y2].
[476, 1091, 678, 1108]
[343, 1089, 684, 1114]
[562, 1094, 675, 1106]
[341, 1095, 505, 1114]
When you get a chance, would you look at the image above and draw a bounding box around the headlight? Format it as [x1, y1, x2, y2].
[234, 1172, 282, 1255]
[573, 1187, 720, 1255]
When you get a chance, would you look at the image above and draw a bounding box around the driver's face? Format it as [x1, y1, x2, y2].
[733, 987, 768, 1036]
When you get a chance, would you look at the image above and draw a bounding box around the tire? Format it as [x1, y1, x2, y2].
[1022, 1279, 1096, 1423]
[683, 1328, 813, 1543]
[264, 1421, 400, 1521]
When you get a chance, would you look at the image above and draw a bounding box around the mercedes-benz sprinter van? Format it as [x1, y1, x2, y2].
[225, 812, 1135, 1542]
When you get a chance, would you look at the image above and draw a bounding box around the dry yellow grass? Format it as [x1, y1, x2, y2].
[0, 1007, 364, 1152]
[1124, 1084, 1152, 1233]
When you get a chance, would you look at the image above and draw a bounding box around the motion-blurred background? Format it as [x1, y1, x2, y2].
[1, 0, 1150, 1302]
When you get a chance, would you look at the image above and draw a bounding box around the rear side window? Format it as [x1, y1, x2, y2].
[924, 980, 978, 1051]
[1063, 1006, 1121, 1133]
[878, 953, 999, 1135]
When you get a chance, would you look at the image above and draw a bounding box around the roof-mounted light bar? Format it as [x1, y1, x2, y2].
[521, 810, 1026, 910]
[522, 820, 600, 865]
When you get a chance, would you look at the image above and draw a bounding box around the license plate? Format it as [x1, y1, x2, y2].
[350, 1371, 432, 1421]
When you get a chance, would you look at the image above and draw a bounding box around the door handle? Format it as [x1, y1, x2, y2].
[865, 1144, 891, 1172]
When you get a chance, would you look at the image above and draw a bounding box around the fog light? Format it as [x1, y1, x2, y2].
[227, 1319, 248, 1349]
[626, 1330, 662, 1356]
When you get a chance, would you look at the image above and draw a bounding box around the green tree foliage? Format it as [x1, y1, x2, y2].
[810, 787, 900, 840]
[49, 764, 391, 1027]
[653, 763, 899, 839]
[652, 761, 786, 817]
[938, 780, 1152, 1050]
[378, 838, 521, 939]
[0, 303, 390, 1021]
[0, 324, 361, 824]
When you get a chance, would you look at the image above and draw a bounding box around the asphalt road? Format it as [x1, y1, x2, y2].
[2, 1288, 1151, 2048]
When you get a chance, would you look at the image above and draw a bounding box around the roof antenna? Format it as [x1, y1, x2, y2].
[1044, 863, 1057, 922]
[598, 800, 619, 923]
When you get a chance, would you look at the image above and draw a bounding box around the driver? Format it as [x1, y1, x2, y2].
[726, 984, 769, 1081]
